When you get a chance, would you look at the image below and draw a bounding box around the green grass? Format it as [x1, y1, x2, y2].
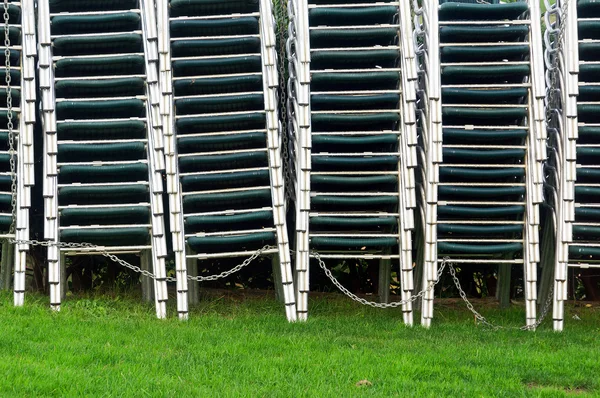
[0, 290, 599, 397]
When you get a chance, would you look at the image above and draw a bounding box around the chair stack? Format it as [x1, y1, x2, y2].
[38, 0, 168, 317]
[548, 0, 600, 331]
[289, 0, 418, 323]
[0, 0, 35, 306]
[157, 0, 297, 321]
[416, 0, 546, 327]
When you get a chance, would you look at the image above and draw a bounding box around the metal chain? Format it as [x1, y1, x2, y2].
[4, 0, 16, 235]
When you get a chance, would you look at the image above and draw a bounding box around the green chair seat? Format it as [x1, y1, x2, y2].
[442, 148, 525, 161]
[441, 45, 529, 62]
[56, 99, 145, 120]
[187, 231, 275, 252]
[57, 142, 146, 163]
[442, 88, 528, 104]
[311, 175, 397, 186]
[577, 64, 600, 83]
[172, 38, 261, 57]
[308, 7, 396, 26]
[312, 113, 399, 131]
[172, 56, 261, 77]
[440, 167, 525, 180]
[438, 242, 523, 254]
[176, 113, 266, 134]
[577, 85, 600, 102]
[310, 216, 397, 227]
[51, 12, 141, 35]
[442, 65, 530, 80]
[438, 2, 528, 21]
[56, 120, 147, 140]
[310, 28, 397, 48]
[1, 4, 21, 22]
[578, 104, 600, 122]
[49, 0, 138, 12]
[183, 189, 272, 208]
[59, 184, 149, 205]
[180, 170, 270, 190]
[575, 208, 600, 220]
[438, 224, 522, 235]
[578, 20, 600, 40]
[312, 134, 398, 146]
[573, 225, 600, 238]
[0, 49, 22, 66]
[438, 205, 524, 217]
[577, 168, 600, 180]
[55, 78, 145, 98]
[311, 195, 397, 206]
[0, 194, 11, 206]
[311, 236, 397, 248]
[60, 206, 150, 226]
[311, 50, 398, 69]
[179, 151, 267, 172]
[443, 128, 527, 141]
[175, 94, 264, 115]
[312, 156, 399, 167]
[178, 132, 266, 152]
[311, 94, 399, 111]
[0, 215, 12, 231]
[53, 34, 143, 56]
[60, 227, 149, 246]
[578, 0, 600, 18]
[185, 210, 272, 228]
[569, 245, 600, 257]
[0, 70, 21, 85]
[170, 17, 259, 37]
[170, 0, 259, 17]
[577, 147, 600, 158]
[443, 107, 527, 121]
[579, 42, 600, 61]
[439, 25, 528, 42]
[311, 72, 398, 91]
[438, 186, 525, 198]
[59, 163, 148, 184]
[579, 126, 600, 138]
[174, 75, 263, 96]
[54, 55, 145, 77]
[575, 186, 600, 197]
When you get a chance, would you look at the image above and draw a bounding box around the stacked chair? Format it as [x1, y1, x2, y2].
[156, 0, 297, 321]
[546, 0, 600, 331]
[289, 0, 418, 323]
[0, 0, 35, 306]
[414, 0, 546, 327]
[38, 0, 169, 317]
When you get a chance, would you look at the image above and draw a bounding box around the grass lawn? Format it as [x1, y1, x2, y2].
[0, 290, 598, 397]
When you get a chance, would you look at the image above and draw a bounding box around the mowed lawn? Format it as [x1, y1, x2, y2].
[0, 290, 598, 397]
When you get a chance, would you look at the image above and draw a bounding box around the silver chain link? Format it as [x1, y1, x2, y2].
[4, 0, 16, 235]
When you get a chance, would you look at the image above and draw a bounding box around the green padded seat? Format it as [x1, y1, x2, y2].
[311, 175, 397, 186]
[185, 210, 272, 228]
[170, 0, 259, 17]
[577, 168, 600, 180]
[311, 195, 397, 206]
[575, 208, 600, 220]
[187, 232, 275, 252]
[312, 113, 399, 131]
[438, 242, 523, 254]
[312, 156, 399, 168]
[57, 142, 146, 162]
[49, 0, 138, 12]
[442, 148, 525, 161]
[172, 38, 261, 57]
[55, 78, 145, 98]
[1, 26, 21, 46]
[438, 186, 525, 198]
[0, 194, 11, 206]
[179, 170, 270, 190]
[578, 42, 600, 61]
[312, 134, 398, 146]
[53, 34, 143, 56]
[175, 94, 264, 114]
[60, 227, 149, 246]
[172, 55, 262, 76]
[176, 113, 266, 133]
[0, 174, 11, 188]
[310, 28, 397, 48]
[573, 225, 600, 238]
[578, 104, 600, 122]
[0, 70, 21, 84]
[310, 216, 397, 227]
[443, 128, 527, 141]
[575, 186, 600, 198]
[311, 94, 399, 111]
[441, 45, 529, 62]
[0, 49, 22, 66]
[439, 25, 528, 42]
[179, 152, 267, 171]
[58, 184, 149, 205]
[438, 224, 522, 235]
[311, 72, 398, 91]
[1, 4, 20, 23]
[60, 206, 149, 226]
[578, 64, 600, 82]
[0, 110, 21, 126]
[577, 85, 600, 102]
[311, 237, 397, 249]
[308, 7, 396, 26]
[577, 147, 600, 160]
[178, 132, 266, 152]
[443, 107, 527, 124]
[569, 246, 600, 257]
[0, 215, 12, 231]
[56, 99, 145, 119]
[442, 65, 530, 82]
[170, 17, 259, 37]
[442, 88, 528, 104]
[51, 13, 141, 35]
[56, 120, 147, 140]
[311, 50, 398, 69]
[54, 55, 145, 77]
[578, 20, 600, 39]
[58, 163, 148, 184]
[440, 167, 525, 180]
[438, 2, 528, 21]
[174, 75, 263, 96]
[578, 0, 600, 18]
[579, 126, 600, 138]
[183, 189, 272, 209]
[438, 205, 524, 217]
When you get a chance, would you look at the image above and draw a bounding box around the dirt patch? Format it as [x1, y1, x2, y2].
[526, 382, 589, 395]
